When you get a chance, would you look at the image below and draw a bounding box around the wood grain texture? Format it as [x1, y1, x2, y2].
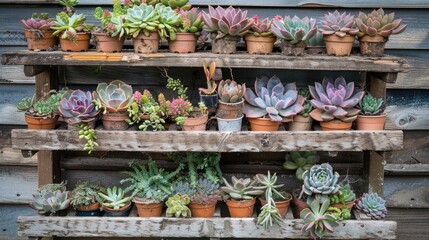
[0, 166, 37, 204]
[387, 208, 429, 239]
[384, 176, 429, 208]
[385, 164, 429, 175]
[385, 130, 429, 164]
[11, 129, 403, 152]
[0, 205, 37, 239]
[17, 215, 397, 239]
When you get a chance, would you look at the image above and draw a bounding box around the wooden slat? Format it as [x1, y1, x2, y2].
[17, 216, 397, 239]
[0, 166, 37, 204]
[385, 164, 429, 175]
[385, 130, 429, 164]
[11, 130, 403, 152]
[384, 176, 429, 208]
[387, 208, 429, 239]
[1, 51, 410, 74]
[0, 205, 37, 239]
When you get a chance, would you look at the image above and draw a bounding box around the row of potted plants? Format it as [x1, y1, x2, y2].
[22, 0, 406, 56]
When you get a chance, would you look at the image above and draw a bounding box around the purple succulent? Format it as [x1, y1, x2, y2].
[355, 8, 407, 38]
[243, 75, 305, 122]
[21, 13, 55, 30]
[249, 15, 273, 37]
[94, 80, 134, 113]
[59, 90, 100, 125]
[319, 10, 359, 37]
[309, 76, 364, 122]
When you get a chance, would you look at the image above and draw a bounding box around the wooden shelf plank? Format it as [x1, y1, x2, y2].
[1, 51, 410, 73]
[12, 129, 403, 152]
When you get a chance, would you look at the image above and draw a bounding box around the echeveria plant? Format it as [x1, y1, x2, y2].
[355, 8, 407, 38]
[93, 80, 134, 113]
[59, 90, 99, 125]
[319, 10, 359, 37]
[302, 163, 340, 205]
[271, 16, 317, 44]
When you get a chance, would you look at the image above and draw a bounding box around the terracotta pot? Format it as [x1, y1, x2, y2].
[226, 198, 256, 218]
[101, 112, 129, 130]
[168, 33, 197, 53]
[133, 32, 159, 53]
[59, 32, 91, 52]
[24, 29, 57, 51]
[25, 114, 58, 130]
[280, 41, 306, 56]
[133, 199, 164, 217]
[188, 202, 217, 217]
[104, 201, 132, 217]
[259, 195, 292, 219]
[320, 119, 352, 131]
[247, 117, 281, 131]
[356, 114, 386, 130]
[244, 34, 276, 54]
[211, 33, 240, 54]
[93, 32, 125, 53]
[324, 34, 355, 56]
[183, 113, 208, 131]
[292, 192, 309, 218]
[359, 35, 388, 56]
[331, 200, 355, 211]
[217, 99, 244, 119]
[288, 115, 313, 131]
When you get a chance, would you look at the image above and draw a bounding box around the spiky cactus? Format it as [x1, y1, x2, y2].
[355, 8, 407, 38]
[356, 193, 387, 220]
[302, 163, 340, 205]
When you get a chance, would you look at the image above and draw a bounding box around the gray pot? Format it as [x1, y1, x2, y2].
[217, 115, 243, 132]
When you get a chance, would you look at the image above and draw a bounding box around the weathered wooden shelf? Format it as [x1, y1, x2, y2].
[1, 51, 410, 73]
[12, 129, 403, 152]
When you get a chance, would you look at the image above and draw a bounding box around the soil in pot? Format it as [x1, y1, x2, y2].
[133, 198, 164, 217]
[217, 114, 243, 132]
[24, 30, 56, 51]
[183, 112, 208, 131]
[216, 99, 244, 119]
[59, 32, 91, 52]
[168, 33, 197, 53]
[200, 93, 218, 112]
[188, 202, 217, 217]
[244, 34, 276, 54]
[133, 31, 159, 53]
[319, 119, 352, 131]
[226, 198, 256, 218]
[75, 202, 103, 216]
[101, 112, 129, 130]
[211, 33, 240, 54]
[103, 201, 132, 217]
[324, 34, 355, 56]
[359, 35, 388, 57]
[292, 191, 308, 219]
[280, 41, 306, 56]
[25, 114, 58, 130]
[247, 117, 281, 131]
[93, 32, 125, 53]
[259, 192, 292, 219]
[288, 115, 313, 131]
[356, 114, 386, 130]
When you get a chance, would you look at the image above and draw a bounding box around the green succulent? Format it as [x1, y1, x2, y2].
[328, 206, 351, 220]
[59, 0, 79, 16]
[177, 8, 204, 33]
[221, 177, 264, 200]
[301, 199, 339, 239]
[356, 193, 387, 220]
[51, 12, 93, 41]
[158, 5, 181, 40]
[330, 183, 356, 205]
[171, 181, 196, 196]
[93, 80, 134, 114]
[123, 4, 160, 38]
[359, 93, 384, 116]
[94, 0, 126, 37]
[97, 186, 133, 210]
[165, 193, 191, 218]
[38, 182, 67, 194]
[70, 182, 105, 207]
[283, 151, 319, 180]
[297, 88, 313, 117]
[302, 163, 340, 205]
[17, 90, 64, 118]
[161, 0, 191, 11]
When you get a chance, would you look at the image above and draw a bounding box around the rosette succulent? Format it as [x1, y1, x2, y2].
[98, 186, 133, 210]
[30, 190, 70, 215]
[158, 5, 181, 40]
[221, 177, 264, 200]
[243, 75, 305, 122]
[301, 199, 339, 239]
[297, 88, 313, 117]
[21, 13, 55, 30]
[51, 12, 93, 41]
[202, 5, 253, 39]
[94, 0, 126, 37]
[271, 16, 317, 44]
[177, 8, 204, 33]
[165, 193, 191, 218]
[283, 151, 319, 180]
[309, 76, 364, 123]
[319, 10, 359, 37]
[356, 193, 387, 220]
[355, 8, 407, 38]
[160, 0, 191, 11]
[93, 80, 134, 113]
[59, 90, 99, 125]
[249, 15, 273, 37]
[123, 4, 160, 38]
[218, 79, 244, 103]
[359, 93, 384, 116]
[302, 163, 340, 205]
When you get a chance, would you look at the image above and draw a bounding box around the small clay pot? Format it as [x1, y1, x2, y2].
[101, 112, 129, 130]
[168, 33, 197, 53]
[324, 34, 356, 56]
[288, 115, 313, 131]
[188, 202, 217, 217]
[280, 41, 306, 56]
[133, 198, 164, 217]
[331, 200, 355, 211]
[183, 113, 208, 131]
[59, 32, 91, 52]
[226, 198, 256, 218]
[24, 29, 57, 51]
[259, 194, 292, 219]
[133, 31, 159, 53]
[25, 114, 58, 130]
[356, 114, 386, 130]
[247, 117, 281, 131]
[211, 33, 240, 54]
[320, 119, 353, 131]
[244, 34, 276, 54]
[216, 99, 244, 119]
[359, 35, 388, 57]
[292, 192, 309, 218]
[103, 201, 132, 217]
[93, 32, 125, 53]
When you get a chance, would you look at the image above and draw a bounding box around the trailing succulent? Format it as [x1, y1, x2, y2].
[218, 79, 244, 103]
[330, 182, 356, 205]
[309, 76, 364, 122]
[301, 199, 339, 239]
[93, 80, 134, 114]
[356, 192, 387, 220]
[271, 16, 317, 44]
[319, 10, 359, 37]
[359, 93, 384, 116]
[302, 163, 340, 205]
[177, 8, 204, 33]
[98, 186, 133, 210]
[355, 8, 407, 38]
[51, 12, 93, 41]
[165, 193, 191, 218]
[221, 177, 263, 200]
[202, 5, 253, 39]
[70, 182, 105, 207]
[243, 75, 305, 122]
[283, 151, 319, 180]
[249, 15, 273, 37]
[30, 183, 70, 215]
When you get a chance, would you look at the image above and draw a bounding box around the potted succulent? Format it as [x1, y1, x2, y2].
[169, 97, 193, 128]
[98, 186, 133, 217]
[221, 176, 263, 218]
[60, 0, 79, 17]
[30, 182, 70, 216]
[301, 163, 340, 206]
[271, 16, 317, 56]
[165, 193, 192, 217]
[288, 88, 313, 131]
[158, 5, 181, 40]
[21, 13, 57, 51]
[123, 4, 161, 53]
[356, 93, 386, 130]
[306, 31, 326, 54]
[70, 182, 106, 216]
[243, 76, 305, 131]
[182, 102, 208, 131]
[93, 80, 134, 130]
[160, 0, 191, 10]
[188, 178, 225, 217]
[127, 90, 167, 131]
[355, 8, 407, 56]
[199, 61, 218, 111]
[330, 182, 356, 211]
[51, 12, 94, 52]
[245, 15, 276, 54]
[309, 76, 364, 131]
[283, 151, 319, 180]
[93, 0, 126, 53]
[202, 6, 253, 54]
[216, 79, 244, 132]
[17, 90, 63, 130]
[301, 199, 339, 239]
[169, 8, 204, 53]
[356, 192, 387, 220]
[319, 10, 359, 56]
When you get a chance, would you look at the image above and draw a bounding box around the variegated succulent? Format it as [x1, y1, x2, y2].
[249, 15, 273, 37]
[218, 80, 244, 103]
[243, 75, 305, 122]
[271, 16, 317, 44]
[21, 13, 55, 30]
[355, 8, 407, 38]
[356, 193, 387, 220]
[93, 80, 134, 113]
[51, 12, 93, 41]
[302, 163, 340, 205]
[177, 8, 204, 33]
[123, 4, 160, 38]
[309, 76, 364, 122]
[202, 5, 253, 39]
[319, 10, 359, 37]
[59, 90, 100, 125]
[301, 199, 339, 239]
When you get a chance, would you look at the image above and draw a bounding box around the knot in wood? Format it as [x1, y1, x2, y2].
[260, 134, 270, 147]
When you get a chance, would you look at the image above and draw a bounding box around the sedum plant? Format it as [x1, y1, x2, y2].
[94, 0, 126, 37]
[51, 12, 93, 41]
[283, 151, 319, 180]
[221, 177, 264, 201]
[330, 182, 356, 205]
[249, 15, 273, 37]
[302, 163, 340, 205]
[98, 186, 133, 210]
[328, 205, 351, 220]
[319, 10, 359, 37]
[309, 76, 364, 123]
[355, 8, 407, 38]
[17, 90, 64, 119]
[356, 192, 387, 220]
[165, 193, 191, 218]
[359, 93, 384, 116]
[301, 199, 339, 239]
[177, 8, 204, 33]
[271, 16, 317, 44]
[243, 75, 305, 122]
[70, 182, 105, 208]
[218, 79, 244, 103]
[93, 80, 134, 114]
[158, 5, 181, 40]
[123, 4, 160, 38]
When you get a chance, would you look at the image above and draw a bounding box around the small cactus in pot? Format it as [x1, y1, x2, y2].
[245, 15, 276, 54]
[356, 93, 386, 130]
